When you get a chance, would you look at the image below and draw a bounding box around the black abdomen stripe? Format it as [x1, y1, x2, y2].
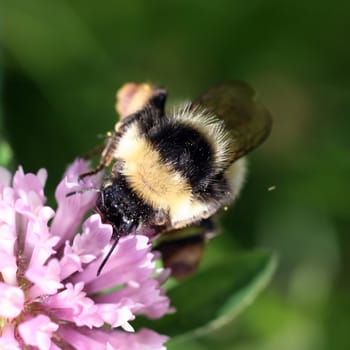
[148, 120, 216, 193]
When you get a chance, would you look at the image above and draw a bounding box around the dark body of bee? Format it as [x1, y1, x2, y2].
[78, 82, 272, 278]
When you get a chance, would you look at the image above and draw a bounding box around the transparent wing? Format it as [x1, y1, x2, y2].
[192, 81, 272, 162]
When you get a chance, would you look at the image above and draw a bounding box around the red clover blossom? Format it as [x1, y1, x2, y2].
[0, 159, 170, 349]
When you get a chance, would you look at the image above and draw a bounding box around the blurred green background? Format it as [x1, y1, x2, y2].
[1, 1, 349, 349]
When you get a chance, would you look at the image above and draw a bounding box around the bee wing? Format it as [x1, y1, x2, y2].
[192, 81, 272, 162]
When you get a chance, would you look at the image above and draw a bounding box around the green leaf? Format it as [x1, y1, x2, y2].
[135, 251, 277, 343]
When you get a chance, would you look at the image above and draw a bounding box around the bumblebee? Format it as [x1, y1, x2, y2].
[78, 82, 272, 278]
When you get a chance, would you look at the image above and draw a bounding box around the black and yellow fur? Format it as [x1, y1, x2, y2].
[78, 82, 271, 278]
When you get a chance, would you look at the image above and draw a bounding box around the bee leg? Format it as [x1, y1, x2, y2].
[199, 218, 218, 240]
[79, 86, 167, 180]
[79, 131, 121, 180]
[155, 218, 218, 280]
[81, 142, 106, 160]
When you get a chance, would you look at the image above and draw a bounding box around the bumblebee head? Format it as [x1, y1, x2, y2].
[96, 183, 139, 238]
[95, 177, 155, 275]
[96, 175, 155, 239]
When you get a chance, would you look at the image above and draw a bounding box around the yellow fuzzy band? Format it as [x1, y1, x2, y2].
[116, 124, 193, 211]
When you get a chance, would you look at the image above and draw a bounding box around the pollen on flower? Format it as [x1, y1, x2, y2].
[0, 159, 170, 350]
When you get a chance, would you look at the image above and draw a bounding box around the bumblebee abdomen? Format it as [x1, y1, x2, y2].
[115, 107, 235, 228]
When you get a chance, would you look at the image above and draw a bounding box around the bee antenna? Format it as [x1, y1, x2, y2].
[65, 187, 101, 198]
[97, 237, 120, 276]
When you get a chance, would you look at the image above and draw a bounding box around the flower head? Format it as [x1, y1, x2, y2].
[0, 160, 170, 349]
